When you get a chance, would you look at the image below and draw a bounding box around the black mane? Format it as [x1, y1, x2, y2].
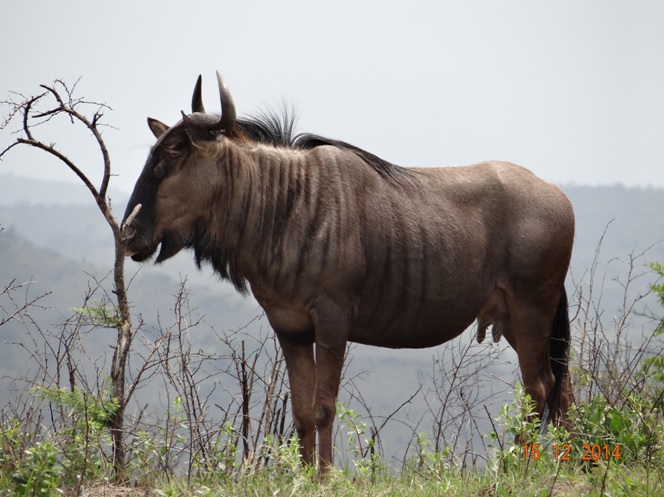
[234, 108, 299, 148]
[231, 110, 413, 185]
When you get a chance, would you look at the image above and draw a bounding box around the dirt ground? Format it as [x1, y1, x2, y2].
[79, 485, 156, 497]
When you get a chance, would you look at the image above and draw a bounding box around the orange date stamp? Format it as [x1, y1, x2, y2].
[522, 443, 621, 461]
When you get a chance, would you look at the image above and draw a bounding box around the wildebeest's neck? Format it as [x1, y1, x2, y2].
[191, 141, 315, 295]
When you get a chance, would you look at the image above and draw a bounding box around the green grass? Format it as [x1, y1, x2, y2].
[100, 461, 661, 497]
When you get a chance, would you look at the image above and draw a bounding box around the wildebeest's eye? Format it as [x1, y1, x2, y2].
[167, 148, 181, 159]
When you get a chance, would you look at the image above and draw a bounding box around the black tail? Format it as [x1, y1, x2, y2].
[545, 288, 571, 425]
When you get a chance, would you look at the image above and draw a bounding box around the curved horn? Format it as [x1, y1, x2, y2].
[191, 75, 205, 113]
[208, 71, 236, 131]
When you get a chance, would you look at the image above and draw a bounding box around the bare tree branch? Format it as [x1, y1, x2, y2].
[1, 78, 133, 482]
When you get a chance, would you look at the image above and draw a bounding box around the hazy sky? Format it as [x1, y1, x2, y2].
[2, 1, 663, 194]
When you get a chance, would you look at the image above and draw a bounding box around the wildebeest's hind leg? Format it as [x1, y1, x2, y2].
[501, 289, 563, 427]
[276, 334, 316, 466]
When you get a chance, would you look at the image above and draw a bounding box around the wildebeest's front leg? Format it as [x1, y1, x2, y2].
[313, 340, 346, 471]
[276, 334, 316, 465]
[310, 301, 349, 472]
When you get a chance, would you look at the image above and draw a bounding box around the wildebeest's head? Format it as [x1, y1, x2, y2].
[121, 72, 236, 262]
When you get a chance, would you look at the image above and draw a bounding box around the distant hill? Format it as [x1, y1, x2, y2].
[0, 173, 129, 207]
[564, 185, 664, 269]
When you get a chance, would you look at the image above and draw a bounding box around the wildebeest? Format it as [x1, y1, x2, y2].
[121, 71, 574, 472]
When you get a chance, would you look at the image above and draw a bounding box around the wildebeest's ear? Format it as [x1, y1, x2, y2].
[148, 118, 170, 139]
